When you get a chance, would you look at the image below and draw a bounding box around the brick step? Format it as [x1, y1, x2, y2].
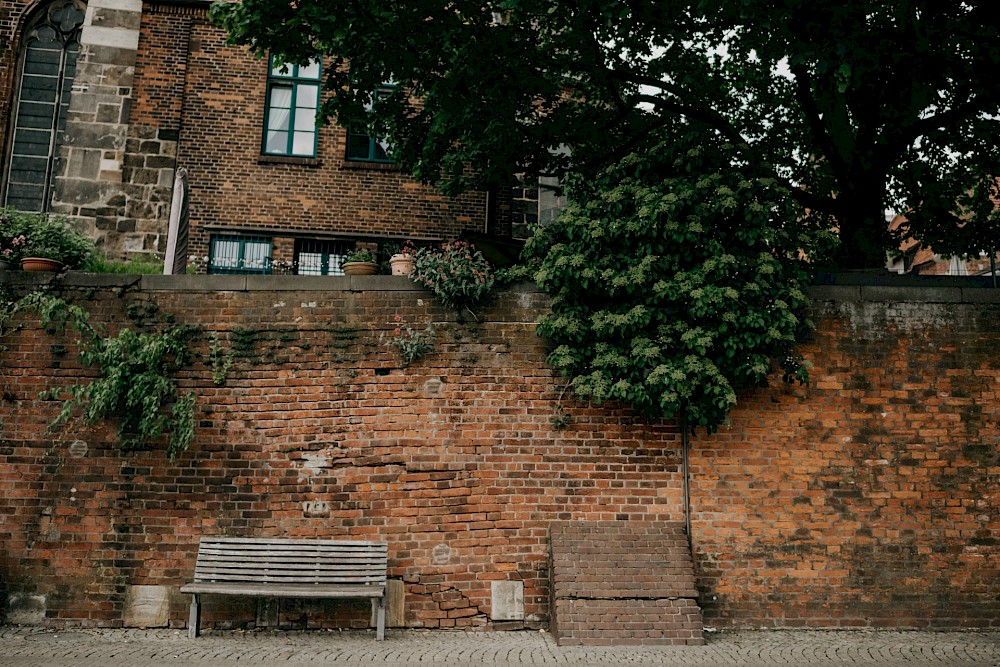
[549, 521, 704, 646]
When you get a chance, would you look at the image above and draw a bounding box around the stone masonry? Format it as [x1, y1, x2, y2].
[47, 0, 146, 252]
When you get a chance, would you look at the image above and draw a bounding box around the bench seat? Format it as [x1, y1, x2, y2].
[181, 537, 388, 640]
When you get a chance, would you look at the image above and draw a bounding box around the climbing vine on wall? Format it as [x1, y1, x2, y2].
[18, 291, 199, 459]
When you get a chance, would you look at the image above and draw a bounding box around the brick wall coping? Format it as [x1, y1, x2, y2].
[2, 272, 999, 303]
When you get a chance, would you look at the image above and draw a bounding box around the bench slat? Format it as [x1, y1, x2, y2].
[198, 545, 385, 551]
[180, 582, 385, 598]
[197, 553, 385, 562]
[194, 567, 385, 577]
[191, 573, 385, 583]
[195, 565, 385, 576]
[196, 539, 387, 548]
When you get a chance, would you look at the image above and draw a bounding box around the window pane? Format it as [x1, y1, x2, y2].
[328, 253, 346, 276]
[269, 86, 292, 109]
[296, 84, 318, 109]
[298, 60, 320, 79]
[211, 240, 240, 269]
[298, 252, 323, 275]
[346, 133, 372, 159]
[242, 241, 270, 271]
[266, 130, 288, 153]
[268, 105, 290, 131]
[294, 107, 315, 132]
[292, 131, 314, 155]
[271, 61, 292, 77]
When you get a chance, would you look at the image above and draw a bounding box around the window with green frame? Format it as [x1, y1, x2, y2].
[263, 56, 321, 157]
[208, 235, 272, 274]
[294, 238, 351, 276]
[346, 85, 395, 163]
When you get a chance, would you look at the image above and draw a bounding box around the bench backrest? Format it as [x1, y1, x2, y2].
[191, 537, 388, 586]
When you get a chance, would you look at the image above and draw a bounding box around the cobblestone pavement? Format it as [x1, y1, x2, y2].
[1, 626, 998, 667]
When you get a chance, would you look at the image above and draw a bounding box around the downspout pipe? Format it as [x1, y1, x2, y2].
[681, 410, 692, 552]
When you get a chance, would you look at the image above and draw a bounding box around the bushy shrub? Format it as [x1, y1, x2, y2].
[410, 241, 495, 312]
[525, 137, 820, 432]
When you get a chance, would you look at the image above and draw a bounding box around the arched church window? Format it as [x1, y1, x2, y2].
[3, 0, 86, 211]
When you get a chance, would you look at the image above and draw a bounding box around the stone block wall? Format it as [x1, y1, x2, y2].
[0, 276, 997, 632]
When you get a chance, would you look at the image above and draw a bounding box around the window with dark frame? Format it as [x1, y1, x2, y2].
[2, 0, 85, 212]
[294, 238, 351, 276]
[345, 85, 395, 163]
[263, 56, 321, 158]
[208, 235, 272, 274]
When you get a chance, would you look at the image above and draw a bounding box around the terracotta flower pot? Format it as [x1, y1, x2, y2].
[389, 254, 414, 276]
[20, 257, 64, 272]
[342, 261, 378, 276]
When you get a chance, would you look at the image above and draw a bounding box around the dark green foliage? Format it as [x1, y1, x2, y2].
[83, 253, 164, 274]
[212, 0, 1000, 268]
[527, 137, 819, 431]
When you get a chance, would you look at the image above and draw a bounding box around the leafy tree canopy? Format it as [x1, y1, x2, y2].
[527, 127, 820, 431]
[214, 0, 1000, 268]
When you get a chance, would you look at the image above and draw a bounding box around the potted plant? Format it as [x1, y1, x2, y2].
[7, 210, 94, 272]
[341, 248, 378, 275]
[389, 240, 416, 276]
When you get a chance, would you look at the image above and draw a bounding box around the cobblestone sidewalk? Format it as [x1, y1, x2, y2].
[1, 626, 998, 666]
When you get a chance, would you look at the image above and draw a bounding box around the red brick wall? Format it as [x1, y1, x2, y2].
[0, 277, 997, 631]
[133, 4, 193, 130]
[691, 292, 1000, 629]
[143, 8, 488, 264]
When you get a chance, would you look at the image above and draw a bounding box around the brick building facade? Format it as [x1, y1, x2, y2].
[0, 275, 997, 632]
[1, 0, 499, 273]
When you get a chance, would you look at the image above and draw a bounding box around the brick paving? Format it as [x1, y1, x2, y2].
[0, 626, 998, 666]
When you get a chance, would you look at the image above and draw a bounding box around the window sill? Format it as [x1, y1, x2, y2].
[341, 159, 400, 172]
[258, 155, 322, 167]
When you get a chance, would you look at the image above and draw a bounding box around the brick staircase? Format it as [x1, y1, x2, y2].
[549, 521, 704, 646]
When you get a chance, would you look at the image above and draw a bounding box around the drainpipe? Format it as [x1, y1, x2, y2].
[681, 410, 692, 553]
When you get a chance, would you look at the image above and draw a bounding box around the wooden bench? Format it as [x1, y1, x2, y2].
[180, 537, 389, 640]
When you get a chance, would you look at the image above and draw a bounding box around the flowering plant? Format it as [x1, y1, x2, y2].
[411, 240, 495, 312]
[1, 234, 26, 260]
[392, 240, 417, 257]
[379, 315, 435, 365]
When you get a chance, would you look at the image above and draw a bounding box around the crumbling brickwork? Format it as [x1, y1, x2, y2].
[0, 277, 997, 632]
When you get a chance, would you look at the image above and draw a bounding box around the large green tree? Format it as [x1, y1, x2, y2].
[214, 0, 1000, 268]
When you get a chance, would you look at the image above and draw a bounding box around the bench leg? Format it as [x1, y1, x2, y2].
[373, 596, 386, 640]
[188, 594, 201, 639]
